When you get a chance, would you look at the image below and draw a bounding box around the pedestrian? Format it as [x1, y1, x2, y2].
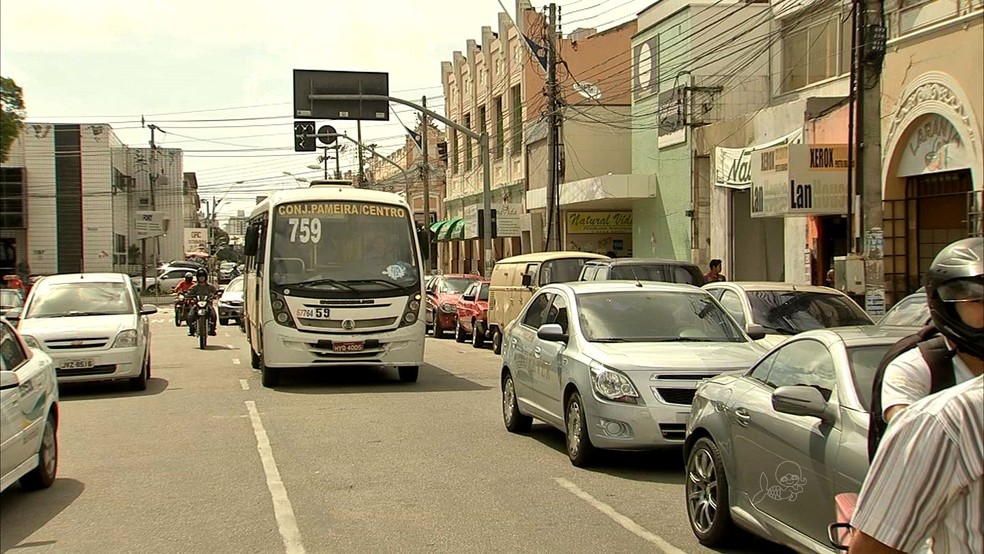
[825, 268, 835, 287]
[848, 375, 983, 553]
[704, 259, 726, 282]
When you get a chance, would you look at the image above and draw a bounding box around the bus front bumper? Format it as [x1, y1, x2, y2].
[261, 322, 425, 368]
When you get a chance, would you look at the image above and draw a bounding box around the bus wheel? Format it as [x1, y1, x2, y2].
[398, 366, 419, 383]
[261, 364, 280, 388]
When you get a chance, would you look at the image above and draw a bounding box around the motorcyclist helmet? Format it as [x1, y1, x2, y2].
[184, 272, 194, 283]
[196, 268, 209, 283]
[924, 237, 984, 359]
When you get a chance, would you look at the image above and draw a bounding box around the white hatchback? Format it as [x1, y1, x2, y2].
[8, 273, 157, 390]
[1, 318, 59, 492]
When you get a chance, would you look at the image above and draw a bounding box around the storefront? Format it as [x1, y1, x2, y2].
[438, 184, 524, 276]
[564, 211, 633, 256]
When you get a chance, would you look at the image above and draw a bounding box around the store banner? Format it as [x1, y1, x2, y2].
[751, 143, 850, 218]
[566, 212, 633, 234]
[715, 128, 803, 189]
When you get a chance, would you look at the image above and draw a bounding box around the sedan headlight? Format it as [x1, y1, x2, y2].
[21, 334, 41, 350]
[590, 363, 640, 404]
[440, 302, 457, 314]
[113, 329, 138, 348]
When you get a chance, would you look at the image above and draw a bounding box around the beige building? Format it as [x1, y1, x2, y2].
[879, 0, 983, 304]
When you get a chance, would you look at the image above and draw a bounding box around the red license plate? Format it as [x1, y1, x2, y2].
[332, 341, 364, 353]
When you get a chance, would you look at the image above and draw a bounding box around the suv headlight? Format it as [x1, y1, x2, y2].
[21, 334, 41, 350]
[590, 363, 640, 404]
[113, 329, 138, 348]
[440, 302, 457, 313]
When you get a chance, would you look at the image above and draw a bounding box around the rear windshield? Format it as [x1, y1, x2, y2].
[609, 264, 703, 285]
[747, 291, 873, 335]
[878, 294, 929, 328]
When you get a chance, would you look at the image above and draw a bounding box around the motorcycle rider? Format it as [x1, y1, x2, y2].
[173, 272, 194, 294]
[185, 268, 218, 337]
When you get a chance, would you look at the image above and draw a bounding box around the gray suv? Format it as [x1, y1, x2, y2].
[579, 258, 705, 286]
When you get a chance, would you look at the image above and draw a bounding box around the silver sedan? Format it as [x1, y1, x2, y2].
[499, 281, 768, 467]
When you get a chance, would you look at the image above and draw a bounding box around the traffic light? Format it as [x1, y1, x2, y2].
[436, 141, 448, 163]
[477, 208, 497, 239]
[294, 120, 316, 152]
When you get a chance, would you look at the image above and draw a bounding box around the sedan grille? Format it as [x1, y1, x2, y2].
[654, 388, 697, 405]
[45, 337, 111, 350]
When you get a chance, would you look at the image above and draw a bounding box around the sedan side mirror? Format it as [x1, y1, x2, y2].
[772, 385, 829, 419]
[461, 294, 475, 301]
[4, 308, 21, 323]
[140, 304, 159, 316]
[536, 323, 568, 343]
[746, 324, 768, 340]
[0, 371, 19, 390]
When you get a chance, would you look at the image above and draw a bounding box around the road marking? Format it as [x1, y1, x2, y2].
[246, 401, 306, 554]
[232, 358, 242, 365]
[224, 333, 231, 338]
[239, 379, 249, 390]
[554, 477, 687, 554]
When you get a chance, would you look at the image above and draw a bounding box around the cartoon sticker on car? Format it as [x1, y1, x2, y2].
[751, 460, 808, 504]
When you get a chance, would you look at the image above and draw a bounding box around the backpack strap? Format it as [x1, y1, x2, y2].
[918, 336, 957, 393]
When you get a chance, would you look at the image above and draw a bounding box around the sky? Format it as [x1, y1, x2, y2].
[1, 0, 649, 223]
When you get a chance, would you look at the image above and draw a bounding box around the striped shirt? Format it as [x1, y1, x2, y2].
[852, 375, 983, 553]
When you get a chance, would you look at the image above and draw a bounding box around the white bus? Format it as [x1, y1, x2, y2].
[242, 180, 425, 387]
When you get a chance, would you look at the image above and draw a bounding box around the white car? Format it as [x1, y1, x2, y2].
[7, 273, 157, 390]
[1, 318, 59, 493]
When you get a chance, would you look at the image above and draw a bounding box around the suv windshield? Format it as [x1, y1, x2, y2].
[609, 264, 702, 285]
[270, 201, 420, 292]
[26, 282, 134, 318]
[577, 291, 746, 342]
[539, 258, 592, 285]
[878, 293, 929, 327]
[747, 290, 873, 334]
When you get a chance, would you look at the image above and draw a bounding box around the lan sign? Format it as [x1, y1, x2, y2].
[750, 144, 849, 218]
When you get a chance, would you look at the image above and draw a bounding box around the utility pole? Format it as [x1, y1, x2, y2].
[858, 0, 887, 314]
[334, 143, 342, 179]
[356, 120, 365, 187]
[421, 96, 432, 272]
[544, 3, 561, 251]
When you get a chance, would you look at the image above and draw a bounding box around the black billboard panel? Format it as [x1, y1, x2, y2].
[293, 69, 389, 121]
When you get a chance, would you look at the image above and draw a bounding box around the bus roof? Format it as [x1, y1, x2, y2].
[250, 185, 410, 220]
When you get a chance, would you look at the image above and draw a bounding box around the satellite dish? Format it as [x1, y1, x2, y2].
[573, 82, 602, 101]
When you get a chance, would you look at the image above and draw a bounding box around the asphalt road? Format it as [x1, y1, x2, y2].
[0, 309, 792, 554]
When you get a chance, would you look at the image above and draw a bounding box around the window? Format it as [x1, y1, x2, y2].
[718, 290, 747, 327]
[494, 96, 505, 160]
[545, 294, 570, 334]
[0, 322, 27, 371]
[848, 344, 892, 410]
[451, 129, 459, 174]
[581, 266, 598, 281]
[511, 84, 523, 155]
[894, 0, 964, 37]
[780, 7, 852, 92]
[464, 113, 473, 172]
[0, 167, 25, 229]
[539, 258, 591, 286]
[765, 339, 837, 400]
[114, 234, 127, 266]
[749, 349, 781, 384]
[522, 293, 554, 328]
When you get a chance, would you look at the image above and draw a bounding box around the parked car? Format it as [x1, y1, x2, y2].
[703, 282, 874, 348]
[500, 281, 768, 466]
[875, 288, 929, 330]
[1, 318, 59, 493]
[154, 267, 196, 293]
[218, 261, 240, 284]
[487, 251, 609, 354]
[455, 280, 490, 347]
[6, 273, 158, 390]
[579, 258, 705, 286]
[1, 288, 24, 315]
[218, 275, 244, 325]
[425, 274, 482, 338]
[683, 326, 911, 552]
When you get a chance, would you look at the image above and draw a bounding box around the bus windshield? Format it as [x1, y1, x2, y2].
[269, 200, 420, 292]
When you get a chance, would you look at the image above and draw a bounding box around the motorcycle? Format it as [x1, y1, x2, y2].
[174, 293, 190, 326]
[190, 293, 214, 349]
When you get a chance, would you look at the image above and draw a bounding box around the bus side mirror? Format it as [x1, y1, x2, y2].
[244, 225, 259, 257]
[521, 273, 533, 288]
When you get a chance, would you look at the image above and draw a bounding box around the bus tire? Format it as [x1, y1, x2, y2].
[398, 366, 419, 383]
[250, 348, 260, 369]
[261, 364, 280, 388]
[492, 328, 502, 355]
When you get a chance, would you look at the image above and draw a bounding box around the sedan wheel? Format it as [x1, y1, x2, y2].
[502, 372, 532, 433]
[565, 391, 596, 467]
[471, 321, 485, 348]
[686, 437, 735, 545]
[454, 319, 466, 343]
[20, 413, 57, 490]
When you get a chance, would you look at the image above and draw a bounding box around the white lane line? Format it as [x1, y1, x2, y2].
[240, 379, 250, 390]
[245, 401, 306, 554]
[232, 358, 242, 365]
[554, 477, 687, 554]
[225, 333, 231, 338]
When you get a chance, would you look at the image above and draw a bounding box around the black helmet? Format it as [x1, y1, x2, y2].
[196, 268, 209, 281]
[184, 272, 194, 282]
[924, 237, 984, 359]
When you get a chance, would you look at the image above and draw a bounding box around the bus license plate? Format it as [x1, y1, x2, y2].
[332, 341, 364, 353]
[296, 307, 330, 319]
[61, 358, 94, 370]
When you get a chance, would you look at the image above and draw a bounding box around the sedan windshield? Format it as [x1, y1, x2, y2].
[848, 344, 893, 410]
[440, 278, 475, 294]
[0, 289, 22, 309]
[576, 291, 746, 342]
[478, 283, 489, 301]
[270, 201, 420, 293]
[225, 277, 244, 293]
[747, 291, 872, 335]
[26, 282, 134, 318]
[877, 294, 929, 327]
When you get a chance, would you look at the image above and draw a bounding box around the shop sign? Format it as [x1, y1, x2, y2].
[463, 203, 522, 239]
[566, 212, 633, 234]
[897, 114, 973, 177]
[184, 228, 208, 252]
[135, 211, 167, 239]
[715, 128, 803, 189]
[751, 144, 849, 218]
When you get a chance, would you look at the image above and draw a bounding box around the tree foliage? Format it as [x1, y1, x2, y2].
[0, 76, 26, 164]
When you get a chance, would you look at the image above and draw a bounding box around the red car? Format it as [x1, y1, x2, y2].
[425, 274, 482, 338]
[454, 280, 490, 347]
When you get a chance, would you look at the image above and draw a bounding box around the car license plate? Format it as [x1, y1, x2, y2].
[295, 307, 330, 319]
[61, 359, 94, 370]
[332, 341, 364, 353]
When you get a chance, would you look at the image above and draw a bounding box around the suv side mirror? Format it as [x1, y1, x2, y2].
[521, 273, 533, 288]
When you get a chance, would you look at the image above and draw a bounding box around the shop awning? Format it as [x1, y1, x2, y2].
[433, 218, 465, 242]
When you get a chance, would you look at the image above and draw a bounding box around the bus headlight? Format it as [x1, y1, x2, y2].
[270, 291, 296, 328]
[399, 293, 422, 328]
[404, 312, 417, 324]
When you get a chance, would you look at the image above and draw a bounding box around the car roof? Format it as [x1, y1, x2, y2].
[586, 257, 698, 267]
[495, 252, 610, 264]
[785, 326, 913, 348]
[35, 272, 130, 285]
[705, 281, 842, 293]
[548, 281, 705, 294]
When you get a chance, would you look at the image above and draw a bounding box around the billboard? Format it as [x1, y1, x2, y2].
[751, 144, 850, 218]
[134, 211, 167, 239]
[184, 228, 208, 253]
